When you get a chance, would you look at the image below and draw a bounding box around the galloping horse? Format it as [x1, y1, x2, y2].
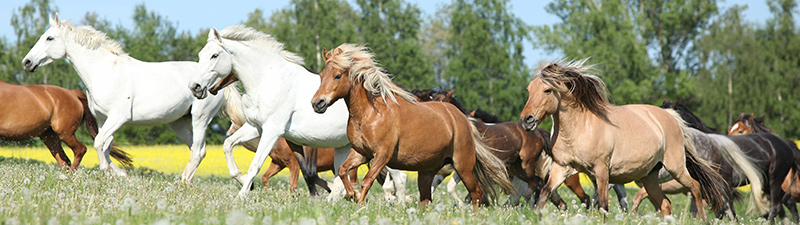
[729, 113, 800, 221]
[628, 99, 768, 219]
[311, 44, 513, 210]
[419, 89, 590, 208]
[519, 59, 727, 220]
[224, 85, 408, 201]
[189, 26, 409, 199]
[0, 79, 132, 169]
[23, 14, 223, 181]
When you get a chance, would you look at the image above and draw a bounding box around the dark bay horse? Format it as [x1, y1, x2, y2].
[0, 79, 132, 169]
[418, 89, 590, 209]
[311, 44, 513, 211]
[657, 100, 797, 221]
[729, 113, 800, 221]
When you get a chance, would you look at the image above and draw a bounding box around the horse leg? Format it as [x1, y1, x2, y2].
[505, 176, 527, 206]
[535, 163, 575, 211]
[446, 173, 464, 206]
[261, 161, 284, 189]
[593, 167, 612, 214]
[327, 145, 353, 202]
[767, 165, 791, 222]
[639, 173, 673, 216]
[58, 132, 86, 170]
[357, 153, 392, 204]
[285, 141, 321, 196]
[222, 123, 259, 184]
[168, 117, 204, 183]
[417, 171, 436, 208]
[337, 149, 369, 200]
[631, 187, 648, 212]
[235, 126, 284, 197]
[93, 115, 128, 176]
[40, 129, 71, 168]
[385, 168, 408, 202]
[612, 184, 629, 212]
[565, 174, 590, 208]
[782, 194, 799, 222]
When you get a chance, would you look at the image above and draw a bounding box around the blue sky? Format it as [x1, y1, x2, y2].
[0, 0, 773, 66]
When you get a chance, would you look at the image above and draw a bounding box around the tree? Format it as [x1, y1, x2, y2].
[444, 0, 530, 121]
[355, 0, 435, 89]
[257, 0, 361, 72]
[419, 5, 452, 88]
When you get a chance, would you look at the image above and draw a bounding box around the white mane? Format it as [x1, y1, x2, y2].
[219, 25, 305, 66]
[60, 21, 126, 55]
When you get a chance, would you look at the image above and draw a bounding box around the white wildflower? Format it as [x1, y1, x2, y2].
[152, 219, 170, 225]
[225, 210, 251, 225]
[156, 200, 167, 210]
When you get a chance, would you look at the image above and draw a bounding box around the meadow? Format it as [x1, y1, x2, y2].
[0, 145, 785, 224]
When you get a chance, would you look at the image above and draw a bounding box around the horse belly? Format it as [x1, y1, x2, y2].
[0, 105, 51, 140]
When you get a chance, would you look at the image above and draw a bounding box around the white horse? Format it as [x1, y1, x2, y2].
[22, 14, 225, 182]
[189, 25, 407, 198]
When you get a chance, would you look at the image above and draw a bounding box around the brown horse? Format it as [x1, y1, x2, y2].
[421, 89, 590, 208]
[519, 59, 727, 220]
[729, 113, 800, 221]
[0, 79, 132, 169]
[311, 44, 513, 210]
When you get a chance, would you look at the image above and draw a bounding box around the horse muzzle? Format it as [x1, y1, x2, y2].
[311, 98, 330, 114]
[521, 114, 539, 131]
[22, 59, 39, 72]
[188, 82, 208, 99]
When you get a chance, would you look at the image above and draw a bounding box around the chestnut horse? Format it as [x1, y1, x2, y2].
[311, 44, 513, 210]
[0, 79, 132, 169]
[519, 59, 727, 220]
[419, 89, 590, 208]
[729, 113, 800, 221]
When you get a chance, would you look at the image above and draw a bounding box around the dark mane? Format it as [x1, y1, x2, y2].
[410, 88, 435, 101]
[660, 99, 720, 134]
[444, 94, 469, 115]
[735, 114, 773, 133]
[538, 59, 609, 121]
[471, 108, 501, 123]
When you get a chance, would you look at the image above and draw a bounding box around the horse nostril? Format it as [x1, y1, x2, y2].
[524, 115, 536, 124]
[313, 99, 326, 109]
[23, 59, 31, 67]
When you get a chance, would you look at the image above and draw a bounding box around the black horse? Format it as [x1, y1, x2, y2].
[661, 99, 800, 222]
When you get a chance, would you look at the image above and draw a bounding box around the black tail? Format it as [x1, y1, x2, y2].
[685, 148, 728, 212]
[73, 90, 133, 168]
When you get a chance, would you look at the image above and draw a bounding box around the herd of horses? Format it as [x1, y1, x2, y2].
[5, 13, 800, 222]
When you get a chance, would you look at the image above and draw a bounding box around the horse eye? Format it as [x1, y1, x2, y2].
[334, 74, 342, 80]
[544, 89, 552, 93]
[211, 53, 219, 59]
[46, 36, 54, 41]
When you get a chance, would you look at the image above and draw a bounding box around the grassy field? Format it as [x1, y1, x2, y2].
[0, 145, 784, 224]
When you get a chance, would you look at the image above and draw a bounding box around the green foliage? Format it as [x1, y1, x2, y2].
[444, 0, 531, 121]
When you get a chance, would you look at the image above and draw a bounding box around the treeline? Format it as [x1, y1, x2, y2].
[0, 0, 798, 146]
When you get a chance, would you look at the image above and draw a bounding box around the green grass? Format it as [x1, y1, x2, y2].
[0, 156, 781, 224]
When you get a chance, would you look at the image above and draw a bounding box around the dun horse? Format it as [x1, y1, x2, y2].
[519, 59, 727, 220]
[419, 89, 590, 209]
[311, 44, 513, 210]
[0, 79, 132, 169]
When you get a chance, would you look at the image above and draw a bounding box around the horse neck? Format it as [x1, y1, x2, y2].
[550, 100, 596, 149]
[344, 82, 382, 120]
[63, 40, 120, 91]
[229, 43, 309, 95]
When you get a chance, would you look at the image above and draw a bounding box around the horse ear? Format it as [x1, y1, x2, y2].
[739, 112, 745, 118]
[446, 89, 456, 98]
[322, 48, 328, 60]
[209, 28, 222, 44]
[50, 13, 61, 27]
[335, 48, 344, 56]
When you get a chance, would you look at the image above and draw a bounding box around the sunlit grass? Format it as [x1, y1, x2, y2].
[0, 144, 790, 224]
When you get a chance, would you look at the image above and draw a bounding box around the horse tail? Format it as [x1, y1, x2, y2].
[468, 122, 514, 203]
[708, 133, 767, 214]
[71, 90, 133, 168]
[667, 109, 727, 212]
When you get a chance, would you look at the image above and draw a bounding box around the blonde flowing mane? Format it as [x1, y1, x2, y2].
[219, 25, 305, 66]
[536, 58, 609, 119]
[60, 21, 126, 55]
[325, 43, 417, 104]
